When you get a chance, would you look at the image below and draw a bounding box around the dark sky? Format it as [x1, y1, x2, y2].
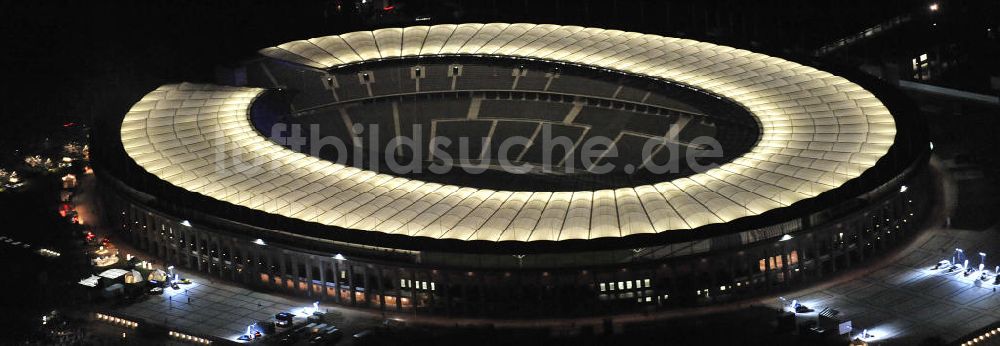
[0, 1, 336, 151]
[0, 0, 930, 154]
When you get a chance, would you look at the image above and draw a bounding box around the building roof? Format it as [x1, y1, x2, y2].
[120, 24, 896, 242]
[98, 268, 129, 279]
[78, 275, 101, 287]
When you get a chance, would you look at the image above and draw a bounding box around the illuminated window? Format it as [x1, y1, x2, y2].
[912, 53, 930, 80]
[769, 255, 784, 269]
[600, 283, 606, 291]
[643, 279, 651, 288]
[760, 253, 791, 272]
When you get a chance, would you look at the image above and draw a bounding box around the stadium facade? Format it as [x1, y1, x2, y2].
[95, 24, 931, 318]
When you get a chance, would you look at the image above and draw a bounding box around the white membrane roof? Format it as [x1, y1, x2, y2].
[120, 24, 896, 242]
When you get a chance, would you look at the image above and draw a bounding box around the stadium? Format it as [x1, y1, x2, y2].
[94, 24, 931, 318]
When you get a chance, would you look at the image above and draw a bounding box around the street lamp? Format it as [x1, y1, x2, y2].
[929, 3, 939, 11]
[980, 252, 987, 271]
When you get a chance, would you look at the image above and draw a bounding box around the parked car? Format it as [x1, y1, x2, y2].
[275, 312, 295, 328]
[309, 328, 343, 345]
[353, 329, 374, 344]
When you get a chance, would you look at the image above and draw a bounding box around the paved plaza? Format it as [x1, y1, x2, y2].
[112, 269, 384, 343]
[773, 227, 1000, 344]
[111, 227, 1000, 345]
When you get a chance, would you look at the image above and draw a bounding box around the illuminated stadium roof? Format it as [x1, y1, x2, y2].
[120, 24, 896, 242]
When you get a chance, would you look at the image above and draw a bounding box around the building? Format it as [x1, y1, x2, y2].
[94, 24, 931, 318]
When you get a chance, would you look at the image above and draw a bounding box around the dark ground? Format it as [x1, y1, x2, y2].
[0, 170, 90, 341]
[916, 93, 1000, 230]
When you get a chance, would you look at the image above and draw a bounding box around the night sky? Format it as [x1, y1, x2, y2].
[0, 1, 334, 155]
[0, 0, 935, 159]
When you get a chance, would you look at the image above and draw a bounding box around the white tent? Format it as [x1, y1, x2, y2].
[147, 269, 167, 281]
[124, 269, 143, 284]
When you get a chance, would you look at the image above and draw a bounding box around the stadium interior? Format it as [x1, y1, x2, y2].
[248, 57, 761, 191]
